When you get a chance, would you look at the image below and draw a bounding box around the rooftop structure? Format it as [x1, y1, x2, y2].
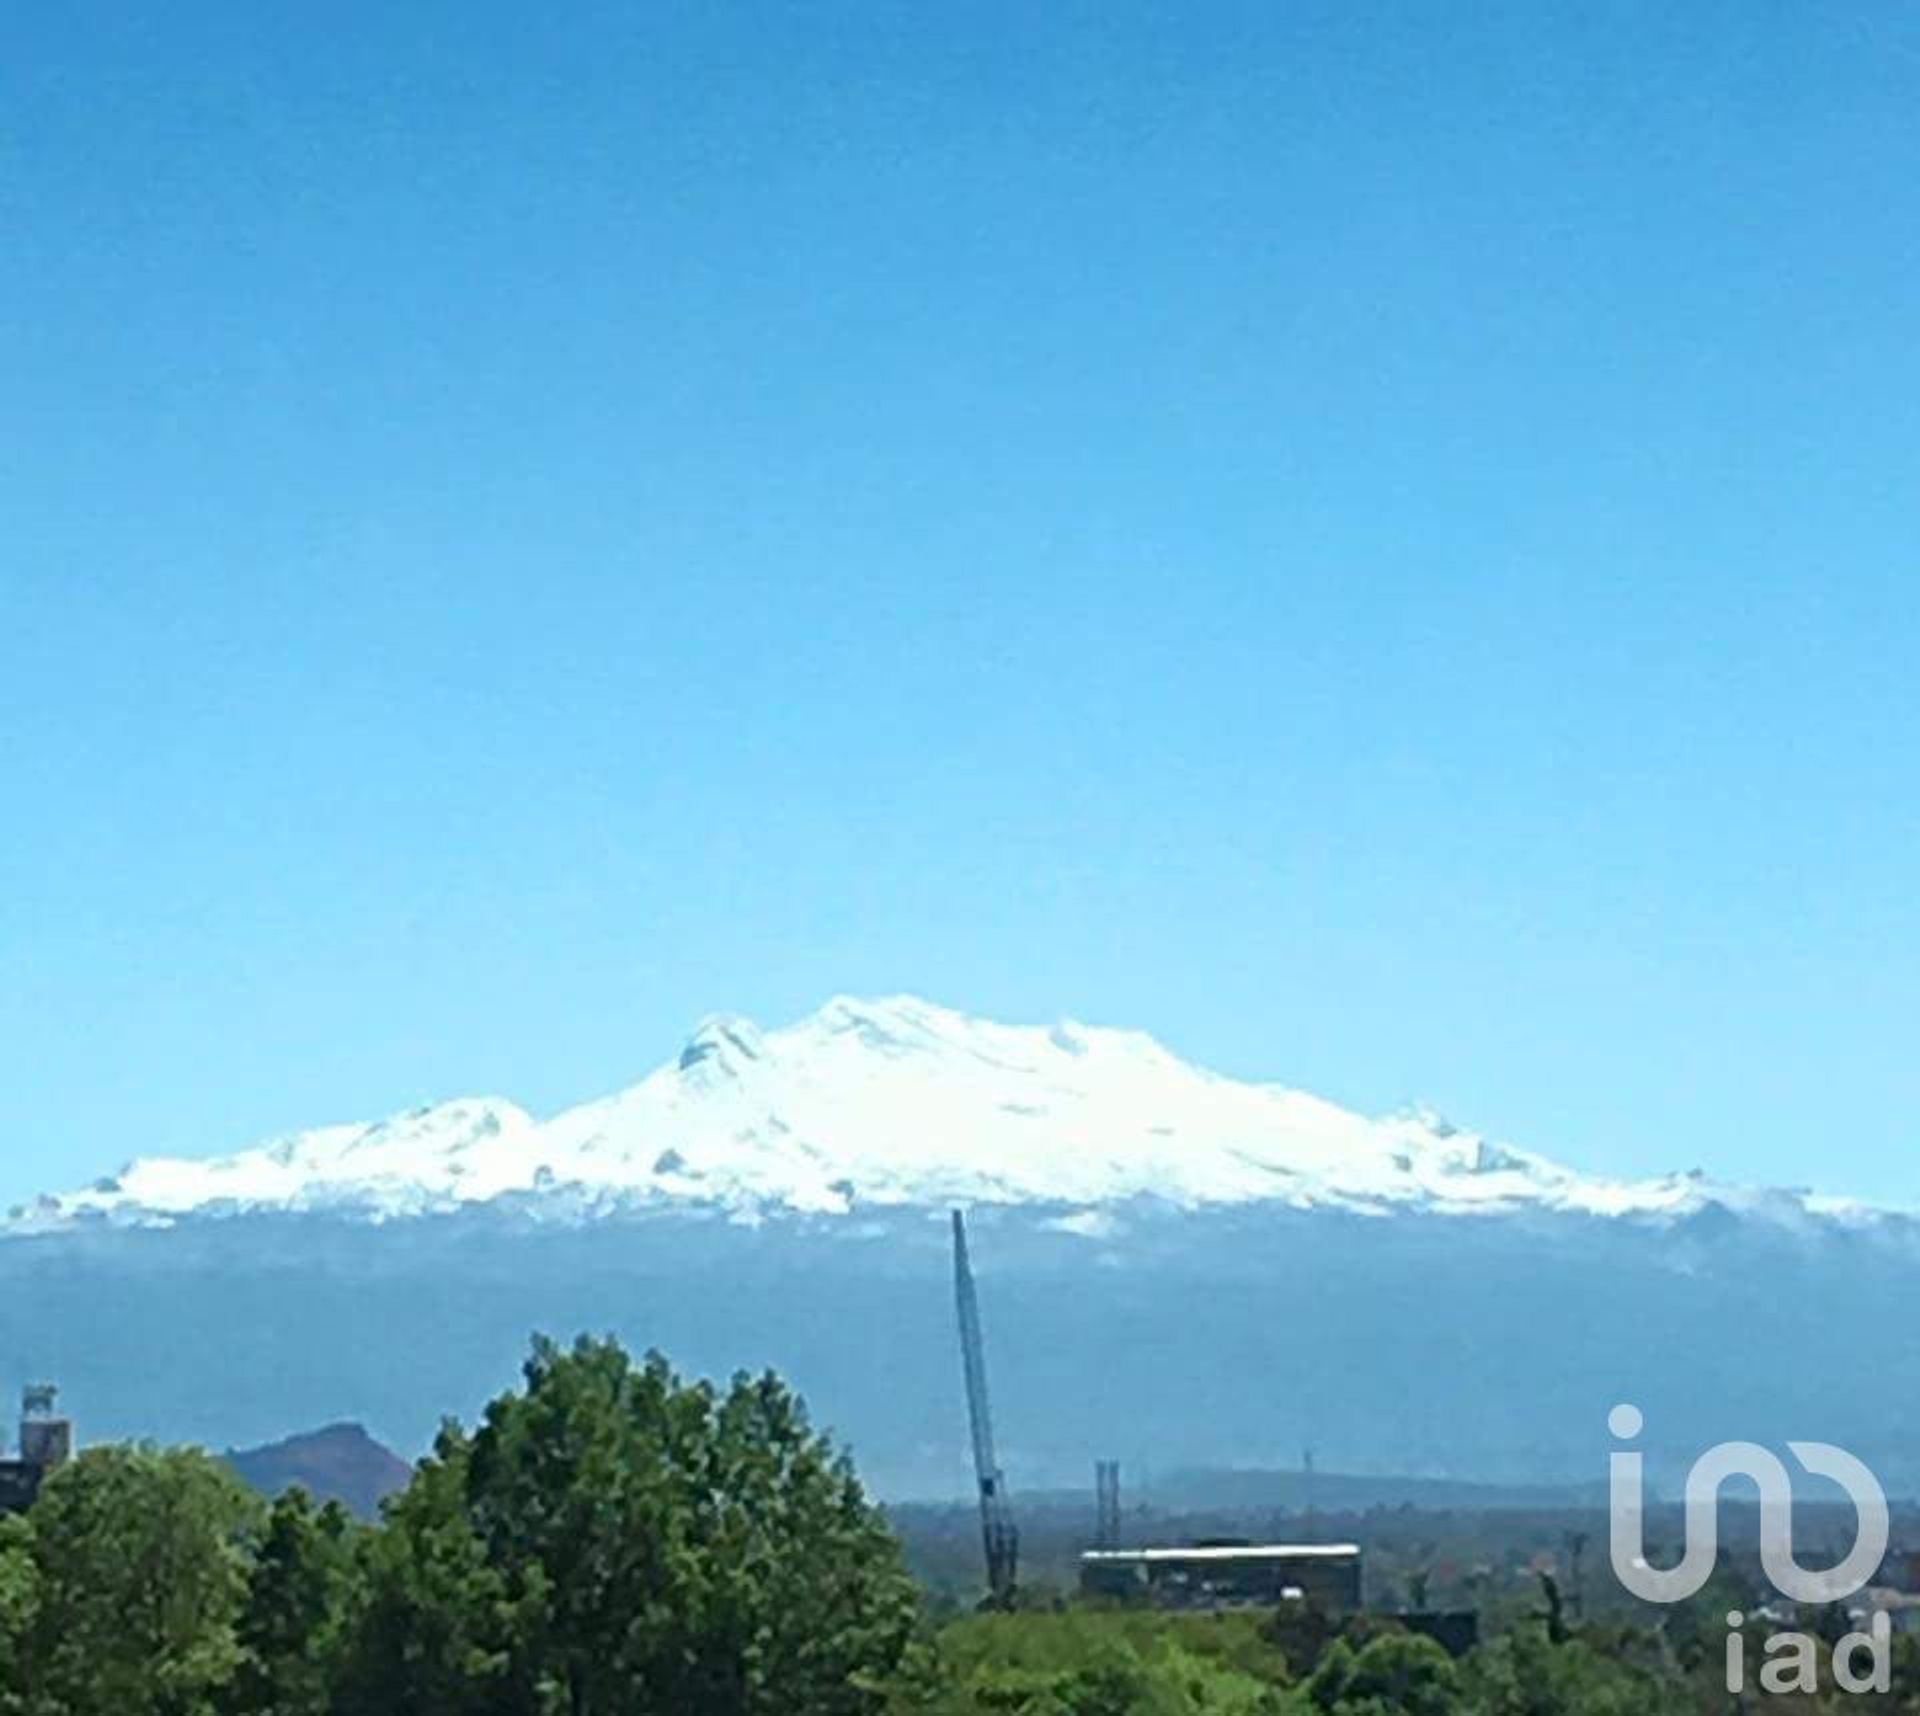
[0, 1385, 73, 1515]
[1081, 1541, 1363, 1612]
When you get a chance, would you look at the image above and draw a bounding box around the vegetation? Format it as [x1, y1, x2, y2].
[0, 1338, 1915, 1712]
[0, 1338, 914, 1716]
[881, 1607, 1920, 1713]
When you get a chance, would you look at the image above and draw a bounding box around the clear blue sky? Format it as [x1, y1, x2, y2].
[4, 2, 1917, 1210]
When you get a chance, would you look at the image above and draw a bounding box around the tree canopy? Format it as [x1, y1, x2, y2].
[340, 1335, 918, 1715]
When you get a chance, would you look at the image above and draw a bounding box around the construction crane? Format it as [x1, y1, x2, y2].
[951, 1208, 1018, 1606]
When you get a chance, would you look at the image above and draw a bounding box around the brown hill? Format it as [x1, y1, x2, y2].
[225, 1422, 412, 1519]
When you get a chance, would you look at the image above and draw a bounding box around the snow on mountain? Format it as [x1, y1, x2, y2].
[9, 995, 1816, 1233]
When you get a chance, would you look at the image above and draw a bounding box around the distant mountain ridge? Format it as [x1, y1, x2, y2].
[1145, 1465, 1611, 1514]
[5, 996, 1889, 1233]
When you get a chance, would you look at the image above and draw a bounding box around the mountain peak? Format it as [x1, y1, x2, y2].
[3, 994, 1828, 1235]
[678, 1014, 767, 1075]
[225, 1422, 413, 1518]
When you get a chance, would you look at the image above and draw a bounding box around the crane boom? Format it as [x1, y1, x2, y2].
[951, 1208, 1018, 1605]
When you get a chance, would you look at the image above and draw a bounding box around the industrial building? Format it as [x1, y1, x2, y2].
[1079, 1541, 1363, 1611]
[0, 1386, 74, 1514]
[950, 1214, 1370, 1618]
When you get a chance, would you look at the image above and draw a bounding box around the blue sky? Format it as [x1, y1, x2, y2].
[4, 2, 1917, 1210]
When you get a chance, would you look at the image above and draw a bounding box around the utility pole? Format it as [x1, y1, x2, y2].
[1095, 1459, 1122, 1550]
[1565, 1530, 1589, 1623]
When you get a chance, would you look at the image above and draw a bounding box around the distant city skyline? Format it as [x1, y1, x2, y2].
[5, 2, 1918, 1209]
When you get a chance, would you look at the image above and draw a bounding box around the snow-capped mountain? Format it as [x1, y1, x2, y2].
[9, 995, 1839, 1232]
[6, 997, 1916, 1493]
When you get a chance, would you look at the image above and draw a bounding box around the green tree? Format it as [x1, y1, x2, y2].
[19, 1445, 263, 1716]
[1462, 1622, 1694, 1716]
[343, 1335, 918, 1716]
[333, 1424, 511, 1715]
[1302, 1632, 1461, 1716]
[0, 1515, 37, 1715]
[222, 1488, 363, 1716]
[889, 1612, 1285, 1715]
